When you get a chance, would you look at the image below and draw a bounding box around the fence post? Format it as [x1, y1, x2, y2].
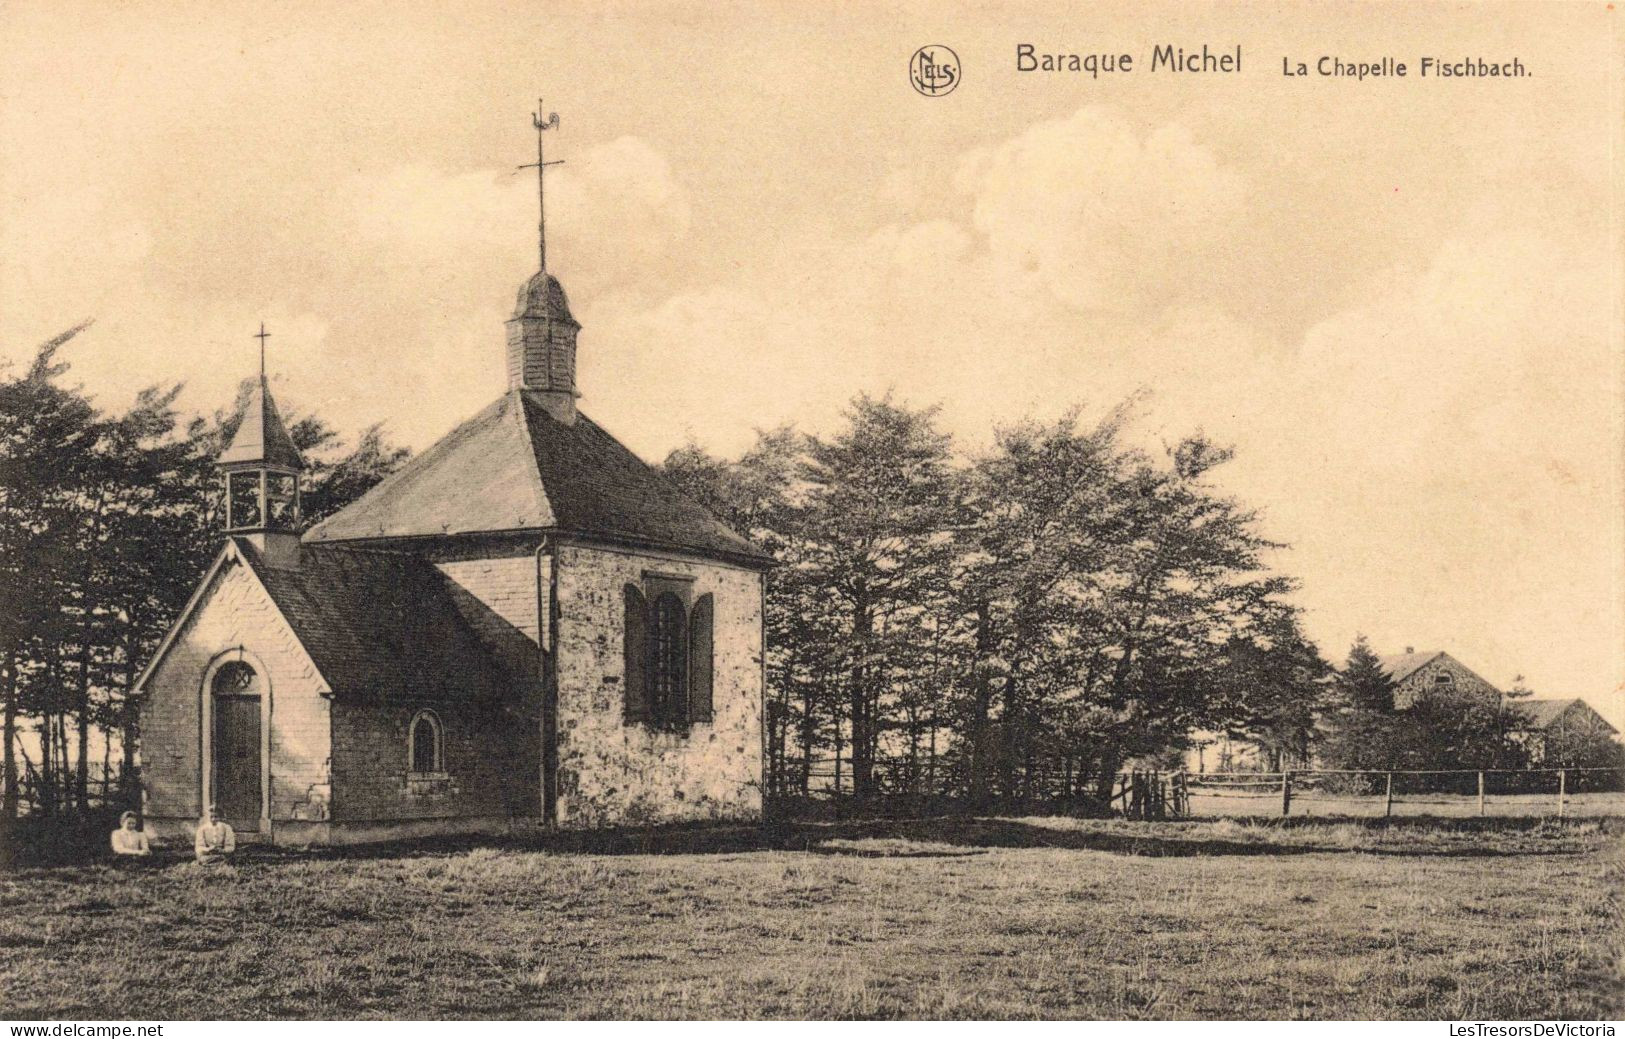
[1280, 770, 1292, 818]
[1383, 771, 1394, 818]
[1477, 771, 1485, 817]
[1558, 768, 1567, 821]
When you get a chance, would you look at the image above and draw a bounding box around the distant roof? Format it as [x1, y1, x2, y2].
[1506, 697, 1616, 732]
[1376, 650, 1443, 684]
[237, 539, 516, 702]
[219, 377, 305, 471]
[305, 389, 771, 566]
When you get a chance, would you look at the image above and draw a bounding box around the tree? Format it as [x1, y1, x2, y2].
[1064, 434, 1294, 804]
[301, 422, 411, 525]
[1540, 721, 1625, 770]
[0, 323, 102, 818]
[665, 394, 1314, 809]
[1342, 637, 1396, 713]
[1319, 637, 1403, 769]
[792, 394, 958, 798]
[954, 408, 1125, 804]
[1, 329, 410, 822]
[1395, 685, 1522, 770]
[1212, 613, 1332, 771]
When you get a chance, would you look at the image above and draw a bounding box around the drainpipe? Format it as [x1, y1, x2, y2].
[759, 570, 768, 816]
[535, 537, 560, 828]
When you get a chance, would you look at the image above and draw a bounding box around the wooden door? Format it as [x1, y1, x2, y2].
[213, 695, 261, 830]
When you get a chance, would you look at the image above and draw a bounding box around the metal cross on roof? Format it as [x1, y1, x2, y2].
[254, 321, 271, 380]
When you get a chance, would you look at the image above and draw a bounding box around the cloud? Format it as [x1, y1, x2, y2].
[955, 108, 1247, 314]
[0, 183, 153, 348]
[346, 136, 691, 295]
[1293, 231, 1614, 480]
[581, 106, 1618, 721]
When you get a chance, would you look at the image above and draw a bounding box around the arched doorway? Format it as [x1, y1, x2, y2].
[210, 659, 263, 831]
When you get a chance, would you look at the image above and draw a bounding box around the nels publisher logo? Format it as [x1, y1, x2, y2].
[910, 45, 960, 96]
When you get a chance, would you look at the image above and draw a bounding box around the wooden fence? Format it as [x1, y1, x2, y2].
[6, 759, 136, 817]
[1177, 767, 1625, 819]
[769, 765, 1625, 821]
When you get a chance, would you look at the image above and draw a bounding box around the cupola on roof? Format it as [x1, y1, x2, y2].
[514, 271, 577, 324]
[219, 376, 305, 471]
[300, 101, 770, 568]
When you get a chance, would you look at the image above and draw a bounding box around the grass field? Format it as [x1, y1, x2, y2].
[1, 816, 1621, 1020]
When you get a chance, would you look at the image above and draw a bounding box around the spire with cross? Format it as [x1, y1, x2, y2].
[255, 321, 271, 381]
[219, 320, 306, 563]
[519, 99, 564, 274]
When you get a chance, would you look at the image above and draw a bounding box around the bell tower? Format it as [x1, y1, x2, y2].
[506, 99, 580, 424]
[218, 323, 305, 568]
[506, 271, 580, 423]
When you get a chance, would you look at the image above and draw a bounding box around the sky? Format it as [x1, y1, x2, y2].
[3, 0, 1621, 726]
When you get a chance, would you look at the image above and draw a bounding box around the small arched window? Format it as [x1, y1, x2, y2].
[409, 710, 443, 774]
[1434, 672, 1455, 686]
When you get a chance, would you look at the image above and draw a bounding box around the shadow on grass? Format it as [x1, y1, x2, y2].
[251, 813, 1618, 865]
[9, 813, 1615, 871]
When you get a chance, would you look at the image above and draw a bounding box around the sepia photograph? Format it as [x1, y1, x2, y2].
[1, 0, 1621, 1026]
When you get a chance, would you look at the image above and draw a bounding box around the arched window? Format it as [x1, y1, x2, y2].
[623, 583, 714, 732]
[212, 660, 257, 695]
[1434, 672, 1455, 686]
[409, 710, 442, 774]
[650, 592, 688, 730]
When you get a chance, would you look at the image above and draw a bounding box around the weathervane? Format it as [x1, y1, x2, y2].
[518, 100, 564, 274]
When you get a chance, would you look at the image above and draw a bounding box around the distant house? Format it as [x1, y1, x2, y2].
[1505, 698, 1619, 764]
[1376, 648, 1501, 710]
[1185, 647, 1505, 773]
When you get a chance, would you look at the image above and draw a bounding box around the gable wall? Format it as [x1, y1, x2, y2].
[1543, 701, 1618, 739]
[139, 555, 332, 835]
[1393, 655, 1501, 710]
[553, 542, 763, 828]
[433, 555, 543, 680]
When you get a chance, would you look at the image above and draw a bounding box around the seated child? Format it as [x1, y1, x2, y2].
[110, 811, 150, 857]
[193, 805, 236, 866]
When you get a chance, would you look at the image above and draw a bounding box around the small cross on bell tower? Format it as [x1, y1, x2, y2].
[218, 322, 306, 568]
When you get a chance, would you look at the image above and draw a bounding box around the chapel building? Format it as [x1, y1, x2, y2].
[135, 171, 772, 844]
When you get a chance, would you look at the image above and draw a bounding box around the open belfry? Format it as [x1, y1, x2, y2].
[134, 104, 772, 844]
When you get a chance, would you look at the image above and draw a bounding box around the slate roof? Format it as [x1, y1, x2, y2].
[1377, 650, 1443, 684]
[219, 377, 305, 470]
[1507, 697, 1616, 732]
[236, 539, 517, 702]
[305, 389, 772, 566]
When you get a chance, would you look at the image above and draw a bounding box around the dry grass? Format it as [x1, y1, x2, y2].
[1, 816, 1620, 1020]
